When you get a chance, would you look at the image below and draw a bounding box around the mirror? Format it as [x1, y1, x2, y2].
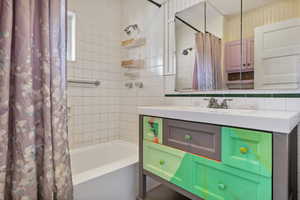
[174, 0, 300, 92]
[175, 0, 242, 91]
[242, 0, 300, 90]
[175, 3, 205, 91]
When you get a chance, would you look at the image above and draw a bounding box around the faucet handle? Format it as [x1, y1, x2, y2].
[204, 97, 217, 101]
[204, 97, 217, 104]
[222, 98, 233, 103]
[223, 98, 233, 101]
[204, 97, 219, 108]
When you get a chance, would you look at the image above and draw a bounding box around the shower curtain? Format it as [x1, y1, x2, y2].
[192, 32, 205, 90]
[0, 0, 73, 200]
[193, 32, 222, 90]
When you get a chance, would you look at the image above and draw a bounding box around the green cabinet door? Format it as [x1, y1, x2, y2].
[189, 154, 272, 200]
[143, 141, 190, 189]
[222, 127, 272, 177]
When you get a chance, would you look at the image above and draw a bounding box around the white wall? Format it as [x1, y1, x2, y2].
[67, 0, 122, 148]
[206, 2, 224, 39]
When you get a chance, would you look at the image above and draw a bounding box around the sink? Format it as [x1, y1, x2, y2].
[138, 106, 300, 134]
[165, 106, 257, 115]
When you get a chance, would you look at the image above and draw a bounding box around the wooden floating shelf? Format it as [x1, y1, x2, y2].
[121, 38, 146, 49]
[124, 72, 139, 79]
[227, 80, 254, 89]
[226, 67, 254, 73]
[121, 59, 144, 68]
[226, 80, 254, 85]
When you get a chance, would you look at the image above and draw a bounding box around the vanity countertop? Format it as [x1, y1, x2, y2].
[138, 106, 300, 134]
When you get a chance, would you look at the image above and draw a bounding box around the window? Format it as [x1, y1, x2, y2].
[67, 11, 76, 61]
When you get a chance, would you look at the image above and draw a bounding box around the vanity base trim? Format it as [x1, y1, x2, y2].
[137, 184, 190, 200]
[139, 170, 204, 200]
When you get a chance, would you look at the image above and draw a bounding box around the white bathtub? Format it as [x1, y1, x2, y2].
[71, 140, 139, 200]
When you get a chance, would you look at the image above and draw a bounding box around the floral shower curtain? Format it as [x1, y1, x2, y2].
[0, 0, 73, 199]
[193, 32, 222, 90]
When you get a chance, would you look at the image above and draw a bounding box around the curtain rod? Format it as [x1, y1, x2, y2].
[147, 0, 162, 8]
[175, 16, 221, 40]
[175, 16, 201, 33]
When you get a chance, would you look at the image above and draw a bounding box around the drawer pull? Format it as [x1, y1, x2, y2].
[240, 147, 249, 154]
[159, 160, 165, 165]
[185, 135, 192, 140]
[218, 184, 226, 190]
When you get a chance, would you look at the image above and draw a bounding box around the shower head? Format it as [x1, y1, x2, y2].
[182, 48, 193, 55]
[124, 24, 139, 35]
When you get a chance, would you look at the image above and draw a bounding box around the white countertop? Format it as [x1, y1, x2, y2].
[138, 106, 300, 134]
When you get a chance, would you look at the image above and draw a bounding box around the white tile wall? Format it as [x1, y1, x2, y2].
[119, 0, 166, 143]
[67, 0, 122, 149]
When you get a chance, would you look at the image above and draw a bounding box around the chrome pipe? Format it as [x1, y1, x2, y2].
[67, 79, 100, 86]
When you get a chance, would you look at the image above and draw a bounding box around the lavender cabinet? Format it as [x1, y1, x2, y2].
[225, 40, 243, 72]
[225, 39, 254, 72]
[243, 38, 254, 70]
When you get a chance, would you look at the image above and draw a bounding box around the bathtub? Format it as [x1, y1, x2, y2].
[71, 140, 139, 200]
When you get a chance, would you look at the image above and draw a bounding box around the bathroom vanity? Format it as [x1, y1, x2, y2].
[137, 106, 300, 200]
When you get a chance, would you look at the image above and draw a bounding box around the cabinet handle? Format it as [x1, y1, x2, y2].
[218, 184, 226, 190]
[240, 147, 249, 154]
[185, 135, 192, 140]
[159, 160, 165, 165]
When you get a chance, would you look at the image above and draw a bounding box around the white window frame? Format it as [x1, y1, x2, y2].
[67, 11, 76, 62]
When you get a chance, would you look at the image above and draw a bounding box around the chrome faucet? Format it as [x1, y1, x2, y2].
[205, 98, 232, 109]
[220, 99, 232, 109]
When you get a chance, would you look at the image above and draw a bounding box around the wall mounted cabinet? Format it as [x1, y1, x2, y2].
[225, 38, 254, 89]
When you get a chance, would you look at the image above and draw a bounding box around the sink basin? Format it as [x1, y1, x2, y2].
[156, 106, 260, 115]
